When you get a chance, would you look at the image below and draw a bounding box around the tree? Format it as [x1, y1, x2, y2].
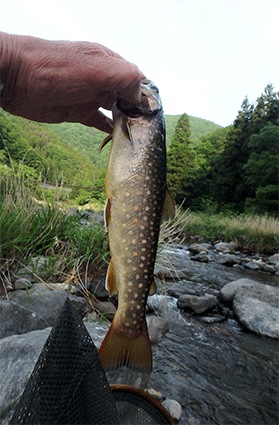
[167, 113, 195, 205]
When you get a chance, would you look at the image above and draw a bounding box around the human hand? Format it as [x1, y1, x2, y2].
[0, 32, 145, 132]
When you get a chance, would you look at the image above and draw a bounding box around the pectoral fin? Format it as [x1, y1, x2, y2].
[105, 257, 118, 296]
[99, 134, 112, 153]
[161, 188, 175, 222]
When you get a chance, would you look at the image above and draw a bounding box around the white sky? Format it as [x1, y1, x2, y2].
[1, 0, 279, 127]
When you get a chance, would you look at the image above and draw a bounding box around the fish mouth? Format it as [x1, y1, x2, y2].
[117, 80, 162, 118]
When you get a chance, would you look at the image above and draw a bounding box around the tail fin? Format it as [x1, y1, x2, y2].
[99, 314, 152, 375]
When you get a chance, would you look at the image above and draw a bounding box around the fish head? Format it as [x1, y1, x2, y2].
[115, 79, 163, 120]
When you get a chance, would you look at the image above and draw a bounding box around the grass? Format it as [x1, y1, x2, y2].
[0, 173, 109, 288]
[181, 211, 279, 254]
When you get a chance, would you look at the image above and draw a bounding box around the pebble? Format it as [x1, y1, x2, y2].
[146, 388, 162, 400]
[161, 399, 182, 422]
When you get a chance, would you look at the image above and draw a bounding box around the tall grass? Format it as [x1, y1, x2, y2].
[182, 211, 279, 254]
[0, 173, 109, 281]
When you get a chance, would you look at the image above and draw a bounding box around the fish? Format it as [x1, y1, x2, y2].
[98, 80, 175, 380]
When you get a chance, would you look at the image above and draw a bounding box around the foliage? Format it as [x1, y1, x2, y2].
[0, 109, 98, 187]
[0, 172, 109, 276]
[182, 211, 279, 254]
[182, 84, 278, 214]
[167, 113, 195, 204]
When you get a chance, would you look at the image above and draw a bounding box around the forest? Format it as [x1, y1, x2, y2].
[0, 83, 278, 215]
[167, 84, 278, 215]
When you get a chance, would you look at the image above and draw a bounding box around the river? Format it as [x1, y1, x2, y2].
[146, 246, 278, 425]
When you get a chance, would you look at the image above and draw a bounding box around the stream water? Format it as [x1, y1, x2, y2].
[147, 246, 278, 425]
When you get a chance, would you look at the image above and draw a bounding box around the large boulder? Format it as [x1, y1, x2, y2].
[233, 284, 279, 338]
[219, 279, 259, 303]
[8, 283, 88, 326]
[0, 300, 48, 339]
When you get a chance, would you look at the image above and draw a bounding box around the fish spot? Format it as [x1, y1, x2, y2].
[125, 192, 130, 197]
[122, 223, 127, 228]
[140, 225, 145, 230]
[133, 320, 137, 325]
[138, 283, 143, 288]
[139, 263, 144, 268]
[136, 190, 141, 195]
[145, 206, 150, 211]
[134, 205, 139, 211]
[134, 218, 139, 223]
[134, 293, 139, 298]
[132, 313, 137, 318]
[132, 266, 137, 271]
[128, 281, 133, 286]
[136, 274, 140, 280]
[122, 238, 126, 243]
[142, 240, 147, 244]
[127, 259, 132, 264]
[143, 216, 148, 221]
[141, 256, 146, 260]
[133, 252, 138, 257]
[141, 247, 146, 252]
[130, 182, 135, 187]
[146, 190, 151, 195]
[128, 230, 133, 235]
[136, 304, 141, 310]
[132, 239, 137, 244]
[125, 322, 130, 327]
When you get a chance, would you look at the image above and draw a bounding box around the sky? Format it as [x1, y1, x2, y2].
[1, 0, 279, 127]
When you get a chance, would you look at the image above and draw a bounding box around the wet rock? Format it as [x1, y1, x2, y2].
[93, 301, 116, 321]
[233, 284, 279, 338]
[12, 278, 32, 290]
[8, 283, 88, 326]
[216, 254, 241, 267]
[267, 253, 279, 269]
[146, 388, 162, 400]
[244, 261, 261, 271]
[262, 264, 277, 274]
[161, 399, 182, 422]
[154, 264, 185, 280]
[219, 279, 258, 303]
[147, 316, 169, 344]
[0, 300, 48, 339]
[191, 252, 209, 263]
[189, 243, 209, 254]
[177, 294, 218, 314]
[167, 282, 200, 298]
[214, 242, 237, 254]
[199, 315, 227, 324]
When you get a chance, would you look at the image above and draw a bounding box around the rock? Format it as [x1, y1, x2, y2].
[12, 278, 32, 290]
[267, 254, 279, 269]
[262, 264, 277, 274]
[191, 253, 209, 263]
[67, 207, 79, 216]
[199, 315, 227, 324]
[244, 261, 261, 271]
[177, 294, 218, 314]
[189, 243, 209, 254]
[8, 283, 88, 326]
[214, 242, 236, 254]
[80, 210, 103, 224]
[89, 276, 109, 301]
[0, 279, 13, 296]
[0, 322, 107, 423]
[233, 284, 279, 338]
[0, 300, 49, 339]
[216, 254, 241, 267]
[167, 282, 200, 298]
[219, 279, 258, 303]
[146, 388, 162, 400]
[93, 301, 116, 321]
[147, 316, 169, 344]
[154, 264, 185, 280]
[161, 399, 182, 422]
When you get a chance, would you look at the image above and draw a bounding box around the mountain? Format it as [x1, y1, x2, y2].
[47, 114, 222, 175]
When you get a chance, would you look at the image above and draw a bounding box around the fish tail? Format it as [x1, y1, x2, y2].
[99, 314, 152, 375]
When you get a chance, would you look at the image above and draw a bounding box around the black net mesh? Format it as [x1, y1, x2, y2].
[9, 297, 174, 425]
[10, 297, 119, 425]
[112, 388, 174, 425]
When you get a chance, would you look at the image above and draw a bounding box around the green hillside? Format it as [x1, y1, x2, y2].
[47, 114, 222, 175]
[0, 109, 98, 186]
